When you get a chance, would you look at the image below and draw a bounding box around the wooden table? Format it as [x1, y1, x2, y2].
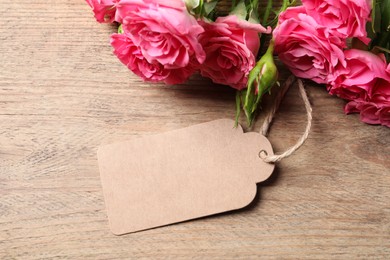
[1, 1, 389, 259]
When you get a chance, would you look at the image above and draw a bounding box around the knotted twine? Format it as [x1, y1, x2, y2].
[260, 75, 313, 163]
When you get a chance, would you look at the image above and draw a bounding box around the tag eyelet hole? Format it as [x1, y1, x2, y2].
[259, 150, 268, 159]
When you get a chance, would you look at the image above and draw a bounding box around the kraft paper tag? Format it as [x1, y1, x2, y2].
[97, 119, 275, 235]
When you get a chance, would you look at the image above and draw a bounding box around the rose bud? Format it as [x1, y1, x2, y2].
[242, 40, 278, 126]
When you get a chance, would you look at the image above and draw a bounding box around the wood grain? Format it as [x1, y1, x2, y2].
[1, 0, 389, 259]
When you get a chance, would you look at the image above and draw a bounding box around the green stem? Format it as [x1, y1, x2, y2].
[266, 39, 275, 54]
[266, 0, 293, 27]
[281, 0, 290, 11]
[262, 0, 272, 26]
[251, 0, 259, 10]
[230, 1, 248, 20]
[234, 91, 241, 128]
[378, 31, 390, 61]
[378, 32, 390, 48]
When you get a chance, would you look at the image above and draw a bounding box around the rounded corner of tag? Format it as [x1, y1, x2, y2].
[240, 183, 259, 209]
[108, 222, 126, 236]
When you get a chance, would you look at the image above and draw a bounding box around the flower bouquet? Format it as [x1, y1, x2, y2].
[86, 0, 390, 127]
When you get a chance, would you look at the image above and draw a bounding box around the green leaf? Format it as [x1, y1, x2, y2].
[367, 21, 376, 40]
[248, 0, 260, 22]
[261, 0, 272, 26]
[374, 0, 382, 33]
[185, 0, 201, 10]
[230, 1, 248, 20]
[204, 1, 218, 16]
[248, 8, 260, 23]
[243, 87, 257, 126]
[245, 65, 261, 115]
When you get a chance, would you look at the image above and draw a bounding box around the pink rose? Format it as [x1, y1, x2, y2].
[111, 33, 199, 84]
[198, 15, 271, 90]
[273, 6, 346, 84]
[86, 0, 118, 23]
[302, 0, 371, 44]
[378, 107, 390, 127]
[328, 49, 389, 101]
[111, 34, 167, 83]
[372, 79, 390, 106]
[111, 0, 205, 84]
[341, 56, 390, 127]
[345, 101, 390, 127]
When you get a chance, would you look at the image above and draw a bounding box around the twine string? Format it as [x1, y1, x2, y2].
[261, 76, 313, 163]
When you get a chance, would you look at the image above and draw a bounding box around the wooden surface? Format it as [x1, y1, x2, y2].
[1, 1, 389, 259]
